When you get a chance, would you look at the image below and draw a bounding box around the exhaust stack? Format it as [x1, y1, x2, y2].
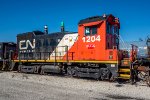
[44, 25, 48, 34]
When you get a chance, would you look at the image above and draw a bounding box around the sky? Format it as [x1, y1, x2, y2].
[0, 0, 150, 42]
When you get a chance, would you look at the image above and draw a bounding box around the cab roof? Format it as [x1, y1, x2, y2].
[78, 14, 113, 25]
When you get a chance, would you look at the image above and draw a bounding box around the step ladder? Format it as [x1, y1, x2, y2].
[118, 58, 131, 79]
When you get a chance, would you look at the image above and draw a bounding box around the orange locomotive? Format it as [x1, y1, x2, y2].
[9, 14, 150, 83]
[67, 14, 120, 62]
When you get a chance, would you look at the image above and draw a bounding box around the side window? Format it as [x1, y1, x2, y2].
[116, 38, 119, 44]
[92, 27, 97, 35]
[107, 22, 111, 34]
[85, 27, 90, 35]
[112, 26, 115, 34]
[85, 26, 97, 35]
[115, 26, 119, 35]
[106, 22, 109, 33]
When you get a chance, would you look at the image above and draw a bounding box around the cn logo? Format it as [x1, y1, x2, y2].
[19, 39, 35, 50]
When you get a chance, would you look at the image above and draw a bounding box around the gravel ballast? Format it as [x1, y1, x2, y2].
[0, 71, 150, 100]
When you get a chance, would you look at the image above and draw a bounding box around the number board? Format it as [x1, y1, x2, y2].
[82, 35, 101, 43]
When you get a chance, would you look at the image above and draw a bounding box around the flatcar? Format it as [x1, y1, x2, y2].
[6, 14, 150, 85]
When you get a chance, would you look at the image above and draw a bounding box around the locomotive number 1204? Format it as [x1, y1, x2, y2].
[82, 35, 101, 43]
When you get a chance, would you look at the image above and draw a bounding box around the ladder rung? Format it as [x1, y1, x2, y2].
[123, 58, 130, 60]
[119, 69, 130, 72]
[118, 77, 130, 79]
[119, 74, 130, 78]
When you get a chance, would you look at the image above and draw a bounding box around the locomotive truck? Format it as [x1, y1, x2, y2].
[1, 14, 150, 85]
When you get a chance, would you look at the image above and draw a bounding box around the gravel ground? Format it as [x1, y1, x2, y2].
[0, 71, 150, 100]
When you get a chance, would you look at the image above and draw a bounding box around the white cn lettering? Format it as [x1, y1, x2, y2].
[19, 39, 35, 50]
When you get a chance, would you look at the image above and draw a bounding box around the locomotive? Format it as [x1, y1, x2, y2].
[2, 14, 150, 84]
[11, 14, 120, 80]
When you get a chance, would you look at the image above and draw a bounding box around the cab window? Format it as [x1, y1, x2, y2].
[112, 26, 115, 34]
[85, 26, 97, 35]
[106, 22, 111, 34]
[115, 27, 119, 35]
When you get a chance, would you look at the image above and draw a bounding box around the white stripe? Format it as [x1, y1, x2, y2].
[49, 33, 78, 60]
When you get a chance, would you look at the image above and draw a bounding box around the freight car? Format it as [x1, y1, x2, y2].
[0, 42, 16, 70]
[6, 14, 150, 85]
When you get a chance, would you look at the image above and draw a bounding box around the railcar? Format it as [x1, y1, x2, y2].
[10, 14, 120, 80]
[0, 42, 16, 70]
[7, 14, 150, 85]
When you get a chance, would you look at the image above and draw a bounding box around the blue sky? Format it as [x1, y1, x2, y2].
[0, 0, 150, 42]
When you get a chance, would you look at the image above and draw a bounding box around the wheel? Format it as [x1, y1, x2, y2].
[40, 66, 45, 75]
[67, 67, 72, 76]
[33, 65, 39, 73]
[146, 76, 150, 87]
[109, 73, 115, 82]
[138, 71, 147, 80]
[100, 68, 110, 80]
[137, 70, 150, 86]
[40, 69, 45, 75]
[38, 66, 42, 74]
[18, 65, 22, 72]
[67, 67, 76, 76]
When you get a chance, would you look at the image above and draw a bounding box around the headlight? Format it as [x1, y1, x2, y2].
[111, 64, 116, 67]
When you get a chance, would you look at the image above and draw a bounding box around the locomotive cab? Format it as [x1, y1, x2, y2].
[63, 14, 121, 79]
[73, 14, 120, 62]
